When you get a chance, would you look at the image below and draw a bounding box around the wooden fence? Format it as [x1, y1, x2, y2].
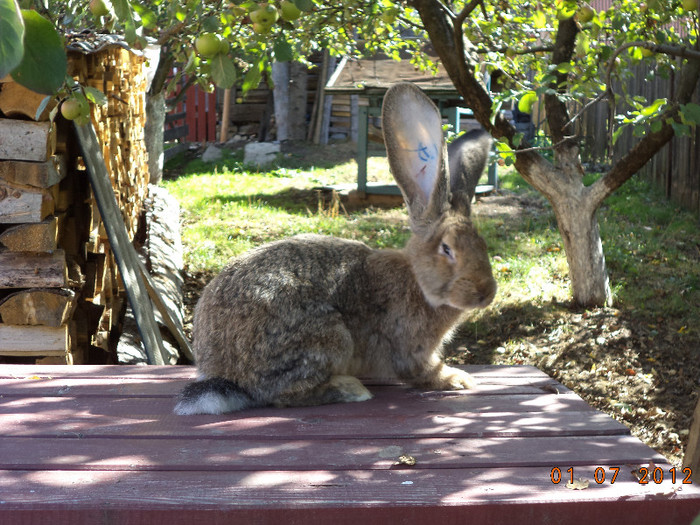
[164, 79, 217, 160]
[574, 61, 700, 214]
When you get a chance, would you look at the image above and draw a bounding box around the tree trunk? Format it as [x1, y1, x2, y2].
[288, 62, 308, 141]
[144, 91, 166, 185]
[272, 62, 290, 141]
[272, 61, 308, 142]
[551, 187, 611, 307]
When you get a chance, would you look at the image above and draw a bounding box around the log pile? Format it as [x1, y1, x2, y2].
[0, 39, 150, 364]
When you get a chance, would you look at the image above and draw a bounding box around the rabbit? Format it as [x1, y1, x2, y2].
[174, 82, 497, 415]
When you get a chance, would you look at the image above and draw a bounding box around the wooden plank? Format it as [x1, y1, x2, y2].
[0, 434, 666, 472]
[0, 179, 54, 223]
[0, 249, 67, 288]
[0, 466, 697, 525]
[73, 121, 167, 365]
[0, 363, 549, 380]
[0, 376, 569, 398]
[0, 288, 76, 326]
[0, 216, 58, 251]
[0, 395, 628, 440]
[0, 324, 68, 356]
[0, 155, 67, 188]
[0, 118, 55, 161]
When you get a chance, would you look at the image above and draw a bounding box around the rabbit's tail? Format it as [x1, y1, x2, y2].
[174, 377, 256, 415]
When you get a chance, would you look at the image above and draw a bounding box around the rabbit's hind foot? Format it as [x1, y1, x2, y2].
[428, 364, 477, 390]
[274, 375, 373, 408]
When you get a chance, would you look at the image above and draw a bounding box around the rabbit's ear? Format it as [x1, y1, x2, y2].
[382, 83, 450, 229]
[447, 129, 492, 213]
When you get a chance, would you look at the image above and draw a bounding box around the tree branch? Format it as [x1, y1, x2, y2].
[544, 17, 578, 145]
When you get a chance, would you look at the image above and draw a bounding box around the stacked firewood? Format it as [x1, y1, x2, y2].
[0, 40, 150, 364]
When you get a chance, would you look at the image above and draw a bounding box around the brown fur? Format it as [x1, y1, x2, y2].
[174, 83, 497, 415]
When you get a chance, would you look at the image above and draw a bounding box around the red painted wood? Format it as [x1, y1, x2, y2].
[0, 467, 698, 525]
[197, 87, 206, 141]
[0, 435, 666, 472]
[185, 85, 196, 142]
[0, 365, 697, 525]
[0, 376, 571, 397]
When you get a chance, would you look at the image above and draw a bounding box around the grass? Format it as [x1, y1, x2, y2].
[163, 147, 407, 273]
[163, 147, 699, 324]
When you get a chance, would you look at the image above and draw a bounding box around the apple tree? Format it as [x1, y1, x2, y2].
[404, 0, 700, 306]
[2, 0, 699, 307]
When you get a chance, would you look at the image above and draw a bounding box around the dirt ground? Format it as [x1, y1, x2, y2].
[180, 178, 698, 468]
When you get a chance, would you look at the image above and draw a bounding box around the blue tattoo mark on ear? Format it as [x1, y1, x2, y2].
[415, 142, 438, 162]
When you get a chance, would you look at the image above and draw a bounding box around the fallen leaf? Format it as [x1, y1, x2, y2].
[566, 478, 590, 490]
[395, 455, 417, 467]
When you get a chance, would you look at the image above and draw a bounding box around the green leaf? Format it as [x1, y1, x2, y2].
[293, 0, 314, 11]
[242, 58, 264, 93]
[210, 54, 237, 89]
[640, 98, 667, 117]
[612, 126, 625, 145]
[10, 10, 66, 95]
[650, 119, 663, 133]
[0, 0, 24, 79]
[670, 121, 691, 137]
[680, 103, 700, 126]
[112, 0, 141, 44]
[84, 86, 108, 106]
[34, 95, 52, 121]
[532, 10, 547, 29]
[273, 37, 293, 62]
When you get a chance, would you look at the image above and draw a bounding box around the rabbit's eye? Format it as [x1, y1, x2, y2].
[440, 242, 455, 262]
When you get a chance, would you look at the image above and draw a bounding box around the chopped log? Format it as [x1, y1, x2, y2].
[0, 156, 67, 189]
[0, 80, 55, 121]
[0, 216, 58, 252]
[0, 180, 54, 224]
[0, 324, 69, 356]
[0, 249, 67, 288]
[0, 288, 76, 327]
[0, 119, 55, 162]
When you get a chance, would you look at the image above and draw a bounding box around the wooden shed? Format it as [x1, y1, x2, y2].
[0, 34, 151, 365]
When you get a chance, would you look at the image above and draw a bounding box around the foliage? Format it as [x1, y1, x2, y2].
[1, 0, 697, 140]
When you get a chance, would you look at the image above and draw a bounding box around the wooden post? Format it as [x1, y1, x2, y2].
[74, 121, 167, 366]
[685, 396, 700, 483]
[220, 88, 231, 143]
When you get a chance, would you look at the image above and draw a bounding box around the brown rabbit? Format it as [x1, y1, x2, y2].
[174, 83, 497, 415]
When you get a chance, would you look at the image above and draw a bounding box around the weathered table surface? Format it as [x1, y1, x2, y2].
[0, 364, 698, 524]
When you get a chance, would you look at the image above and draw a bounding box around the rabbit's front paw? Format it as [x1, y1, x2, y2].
[432, 365, 477, 390]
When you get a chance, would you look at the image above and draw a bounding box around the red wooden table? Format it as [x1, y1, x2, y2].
[0, 364, 698, 524]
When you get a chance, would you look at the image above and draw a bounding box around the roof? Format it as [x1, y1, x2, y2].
[325, 45, 458, 98]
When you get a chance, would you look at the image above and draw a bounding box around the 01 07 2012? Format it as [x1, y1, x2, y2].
[550, 466, 693, 485]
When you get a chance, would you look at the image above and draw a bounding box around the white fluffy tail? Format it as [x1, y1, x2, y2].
[174, 377, 255, 415]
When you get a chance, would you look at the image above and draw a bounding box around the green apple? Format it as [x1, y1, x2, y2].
[61, 97, 88, 121]
[681, 0, 698, 11]
[517, 91, 538, 114]
[640, 47, 655, 57]
[89, 0, 111, 17]
[195, 33, 222, 58]
[250, 3, 279, 25]
[576, 5, 596, 23]
[280, 1, 302, 21]
[252, 22, 273, 34]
